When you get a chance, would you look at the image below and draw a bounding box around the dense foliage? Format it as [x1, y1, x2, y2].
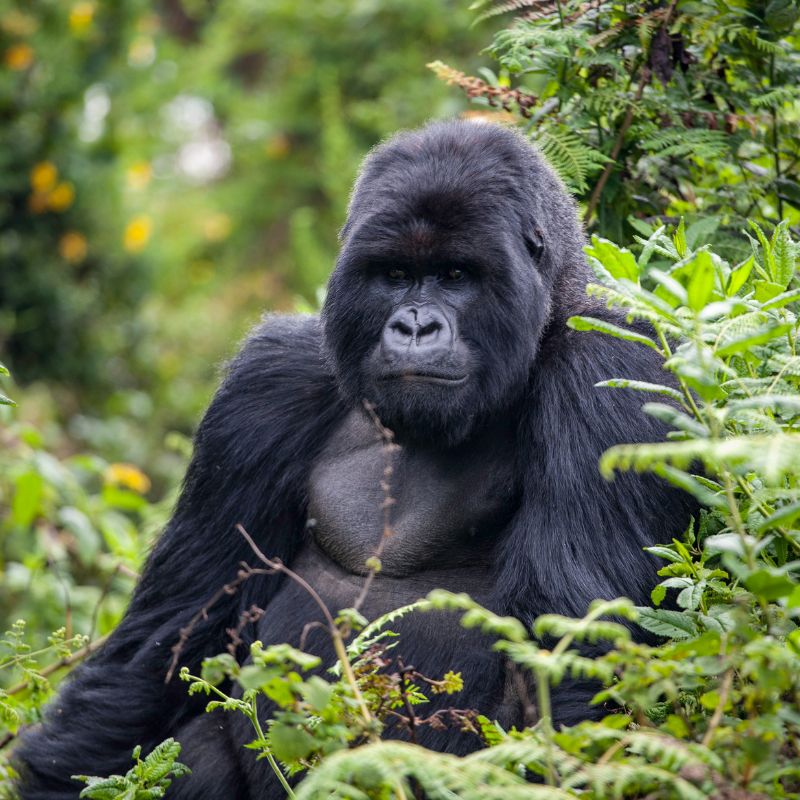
[18, 220, 797, 799]
[432, 0, 800, 246]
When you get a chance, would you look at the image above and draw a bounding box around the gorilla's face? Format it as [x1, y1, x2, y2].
[322, 121, 583, 445]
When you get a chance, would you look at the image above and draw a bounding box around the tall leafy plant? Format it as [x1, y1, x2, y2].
[432, 0, 800, 245]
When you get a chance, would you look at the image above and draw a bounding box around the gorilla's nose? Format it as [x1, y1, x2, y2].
[382, 305, 452, 356]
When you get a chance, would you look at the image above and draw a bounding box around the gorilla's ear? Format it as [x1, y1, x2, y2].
[524, 225, 545, 262]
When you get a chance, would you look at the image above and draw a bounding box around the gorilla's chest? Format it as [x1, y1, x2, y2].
[307, 409, 519, 578]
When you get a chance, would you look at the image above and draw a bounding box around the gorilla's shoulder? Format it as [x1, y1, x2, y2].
[217, 313, 336, 396]
[200, 314, 343, 447]
[227, 313, 326, 376]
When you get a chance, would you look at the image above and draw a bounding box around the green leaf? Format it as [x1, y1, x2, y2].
[687, 250, 715, 311]
[685, 216, 721, 249]
[12, 470, 44, 527]
[585, 235, 639, 282]
[754, 280, 785, 302]
[756, 500, 800, 532]
[770, 220, 794, 288]
[716, 321, 793, 357]
[726, 255, 754, 296]
[677, 582, 704, 610]
[644, 545, 684, 563]
[594, 379, 684, 404]
[760, 286, 800, 310]
[0, 392, 15, 406]
[268, 722, 316, 764]
[744, 569, 796, 601]
[674, 217, 688, 257]
[566, 316, 659, 350]
[636, 608, 699, 640]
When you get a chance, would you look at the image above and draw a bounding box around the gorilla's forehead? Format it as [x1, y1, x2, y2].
[344, 210, 512, 270]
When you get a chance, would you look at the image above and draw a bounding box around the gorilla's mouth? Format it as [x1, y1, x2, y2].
[382, 371, 468, 386]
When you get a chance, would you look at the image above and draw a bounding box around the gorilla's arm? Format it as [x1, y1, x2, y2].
[494, 313, 695, 726]
[16, 316, 346, 799]
[496, 313, 695, 622]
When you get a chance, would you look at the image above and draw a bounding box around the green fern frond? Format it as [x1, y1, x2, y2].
[640, 128, 730, 160]
[533, 128, 609, 194]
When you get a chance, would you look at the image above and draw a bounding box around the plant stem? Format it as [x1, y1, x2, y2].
[249, 701, 296, 799]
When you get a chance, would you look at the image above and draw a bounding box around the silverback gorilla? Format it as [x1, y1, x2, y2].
[17, 121, 693, 798]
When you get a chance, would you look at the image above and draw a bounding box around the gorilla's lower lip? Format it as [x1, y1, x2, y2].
[382, 373, 468, 385]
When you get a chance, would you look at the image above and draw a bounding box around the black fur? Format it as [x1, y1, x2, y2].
[15, 121, 694, 799]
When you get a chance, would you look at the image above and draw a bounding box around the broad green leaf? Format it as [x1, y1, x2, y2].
[745, 569, 796, 601]
[726, 255, 754, 296]
[715, 321, 792, 357]
[636, 607, 699, 640]
[0, 392, 15, 406]
[12, 470, 43, 527]
[687, 250, 715, 311]
[650, 269, 688, 305]
[754, 279, 785, 302]
[585, 235, 639, 282]
[760, 286, 800, 310]
[756, 500, 800, 532]
[269, 722, 316, 764]
[770, 220, 794, 288]
[566, 316, 659, 350]
[644, 545, 684, 563]
[685, 216, 721, 249]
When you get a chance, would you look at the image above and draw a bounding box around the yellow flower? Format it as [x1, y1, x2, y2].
[30, 161, 58, 192]
[69, 2, 95, 34]
[59, 231, 88, 263]
[124, 215, 152, 252]
[4, 43, 33, 70]
[126, 161, 152, 190]
[105, 463, 151, 494]
[47, 182, 75, 212]
[202, 213, 231, 242]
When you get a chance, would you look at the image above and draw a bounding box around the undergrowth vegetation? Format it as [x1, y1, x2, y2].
[6, 219, 795, 799]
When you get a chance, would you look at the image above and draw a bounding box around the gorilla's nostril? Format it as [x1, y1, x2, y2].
[416, 321, 441, 340]
[391, 320, 414, 338]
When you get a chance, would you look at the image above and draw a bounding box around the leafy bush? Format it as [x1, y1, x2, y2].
[0, 363, 179, 789]
[66, 219, 800, 799]
[431, 0, 800, 244]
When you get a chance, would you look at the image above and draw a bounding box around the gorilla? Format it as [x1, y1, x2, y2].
[16, 120, 693, 798]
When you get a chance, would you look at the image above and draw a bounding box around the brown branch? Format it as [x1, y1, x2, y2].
[583, 0, 680, 225]
[702, 667, 734, 747]
[165, 562, 273, 682]
[583, 66, 650, 226]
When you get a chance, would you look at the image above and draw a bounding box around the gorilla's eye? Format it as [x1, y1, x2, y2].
[445, 268, 464, 281]
[387, 268, 407, 281]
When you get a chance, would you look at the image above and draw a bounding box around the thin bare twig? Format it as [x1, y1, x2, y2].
[166, 562, 273, 682]
[234, 525, 375, 729]
[353, 400, 400, 612]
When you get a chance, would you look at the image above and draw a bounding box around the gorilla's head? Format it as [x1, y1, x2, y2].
[322, 120, 589, 445]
